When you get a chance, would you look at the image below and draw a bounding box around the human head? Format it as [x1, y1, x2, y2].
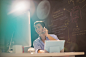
[34, 21, 45, 28]
[34, 21, 45, 35]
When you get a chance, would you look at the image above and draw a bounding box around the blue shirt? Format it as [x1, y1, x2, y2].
[33, 34, 59, 53]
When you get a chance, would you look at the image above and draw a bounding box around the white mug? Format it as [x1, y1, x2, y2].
[13, 45, 22, 53]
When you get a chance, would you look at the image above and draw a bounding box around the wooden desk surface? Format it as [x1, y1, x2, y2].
[0, 52, 84, 57]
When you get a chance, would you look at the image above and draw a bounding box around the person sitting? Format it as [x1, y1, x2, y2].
[33, 21, 64, 53]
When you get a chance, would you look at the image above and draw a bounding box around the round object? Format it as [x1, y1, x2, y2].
[37, 0, 50, 19]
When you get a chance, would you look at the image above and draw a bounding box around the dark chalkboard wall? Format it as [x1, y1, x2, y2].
[31, 0, 86, 56]
[49, 0, 86, 52]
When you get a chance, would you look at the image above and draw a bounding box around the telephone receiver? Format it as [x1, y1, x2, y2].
[42, 27, 45, 34]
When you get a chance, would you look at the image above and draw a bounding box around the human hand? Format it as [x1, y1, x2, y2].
[42, 27, 48, 36]
[38, 50, 45, 53]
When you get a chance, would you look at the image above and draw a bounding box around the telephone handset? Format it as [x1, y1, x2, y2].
[42, 27, 45, 34]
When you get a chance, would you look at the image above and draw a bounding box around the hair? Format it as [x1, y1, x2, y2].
[34, 21, 45, 28]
